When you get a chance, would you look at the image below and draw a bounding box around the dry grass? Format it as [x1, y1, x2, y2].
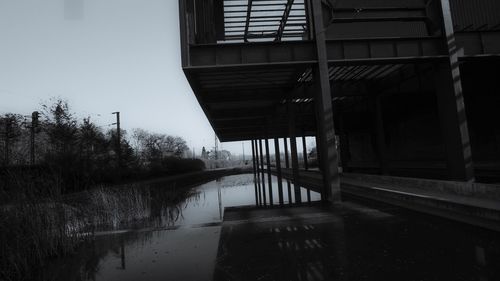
[0, 172, 167, 281]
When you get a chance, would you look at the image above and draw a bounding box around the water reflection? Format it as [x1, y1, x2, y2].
[214, 200, 500, 281]
[43, 174, 303, 281]
[38, 174, 500, 281]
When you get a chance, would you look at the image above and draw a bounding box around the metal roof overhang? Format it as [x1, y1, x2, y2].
[183, 37, 448, 142]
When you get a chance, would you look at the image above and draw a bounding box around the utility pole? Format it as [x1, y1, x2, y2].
[30, 111, 39, 166]
[112, 112, 121, 168]
[214, 134, 218, 160]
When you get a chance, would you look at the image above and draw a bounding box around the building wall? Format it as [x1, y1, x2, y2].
[461, 62, 500, 163]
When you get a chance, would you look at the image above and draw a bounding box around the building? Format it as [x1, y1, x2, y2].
[179, 0, 500, 203]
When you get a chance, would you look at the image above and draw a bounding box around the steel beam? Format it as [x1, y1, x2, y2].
[188, 41, 316, 67]
[311, 0, 341, 203]
[288, 99, 302, 204]
[187, 37, 446, 68]
[275, 0, 294, 42]
[178, 0, 189, 67]
[434, 0, 474, 181]
[243, 0, 253, 42]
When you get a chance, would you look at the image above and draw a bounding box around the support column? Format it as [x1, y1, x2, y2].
[302, 134, 309, 171]
[435, 0, 474, 181]
[251, 140, 259, 206]
[311, 0, 341, 203]
[255, 139, 262, 205]
[259, 139, 267, 205]
[265, 137, 274, 206]
[288, 100, 302, 204]
[283, 138, 293, 204]
[274, 138, 284, 205]
[315, 134, 323, 172]
[302, 134, 311, 203]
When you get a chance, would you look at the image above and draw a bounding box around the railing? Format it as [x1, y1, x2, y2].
[180, 0, 312, 46]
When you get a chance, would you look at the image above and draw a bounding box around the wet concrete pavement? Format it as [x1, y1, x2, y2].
[214, 199, 500, 281]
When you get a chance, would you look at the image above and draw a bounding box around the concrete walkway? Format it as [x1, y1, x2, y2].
[270, 168, 500, 232]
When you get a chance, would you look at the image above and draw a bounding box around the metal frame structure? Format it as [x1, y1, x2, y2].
[180, 0, 500, 203]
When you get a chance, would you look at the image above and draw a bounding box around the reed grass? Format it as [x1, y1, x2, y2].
[0, 171, 176, 281]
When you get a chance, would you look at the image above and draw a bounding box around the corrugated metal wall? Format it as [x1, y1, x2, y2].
[450, 0, 500, 31]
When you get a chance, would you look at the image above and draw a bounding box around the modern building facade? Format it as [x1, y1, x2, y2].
[179, 0, 500, 203]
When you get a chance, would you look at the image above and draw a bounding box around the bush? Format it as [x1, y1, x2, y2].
[160, 157, 205, 174]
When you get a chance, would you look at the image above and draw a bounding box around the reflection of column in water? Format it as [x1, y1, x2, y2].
[218, 184, 222, 220]
[326, 211, 348, 281]
[475, 245, 489, 281]
[120, 237, 126, 270]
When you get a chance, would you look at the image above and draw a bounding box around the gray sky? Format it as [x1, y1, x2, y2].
[0, 0, 252, 155]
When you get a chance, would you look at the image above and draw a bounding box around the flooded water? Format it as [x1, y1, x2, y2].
[38, 174, 500, 281]
[41, 174, 319, 281]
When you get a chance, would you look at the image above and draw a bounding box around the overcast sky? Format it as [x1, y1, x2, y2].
[0, 0, 251, 155]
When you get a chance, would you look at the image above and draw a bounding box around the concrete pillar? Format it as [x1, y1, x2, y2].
[435, 0, 474, 181]
[251, 139, 259, 206]
[258, 139, 267, 205]
[434, 64, 474, 181]
[274, 137, 284, 205]
[311, 0, 341, 203]
[283, 138, 293, 204]
[288, 100, 302, 204]
[265, 137, 274, 206]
